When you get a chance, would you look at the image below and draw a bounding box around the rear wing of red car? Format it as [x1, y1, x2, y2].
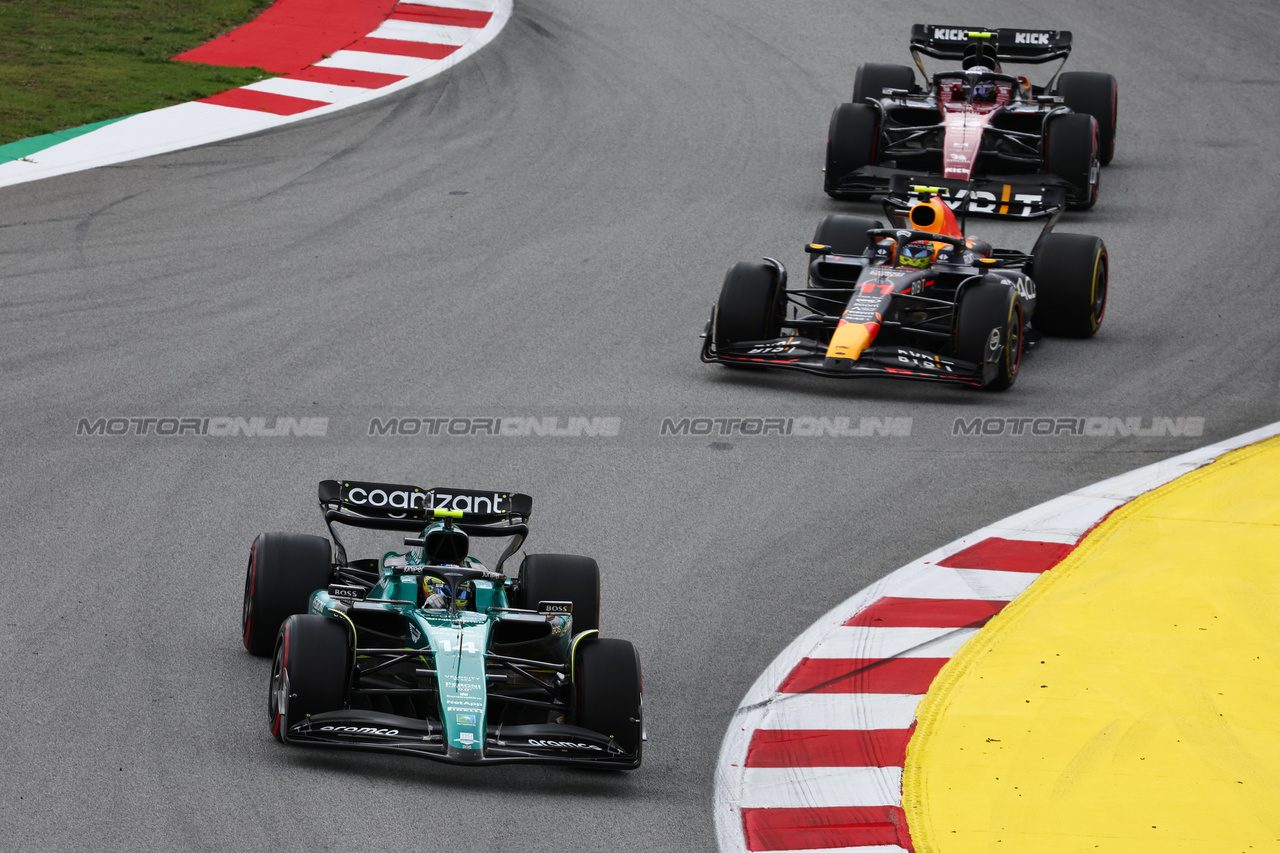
[910, 24, 1072, 64]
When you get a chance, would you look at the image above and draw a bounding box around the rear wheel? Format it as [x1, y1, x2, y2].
[713, 261, 785, 349]
[806, 215, 882, 311]
[825, 103, 879, 196]
[1030, 233, 1108, 337]
[242, 532, 332, 657]
[1045, 113, 1099, 209]
[955, 280, 1022, 391]
[574, 637, 643, 758]
[1056, 71, 1117, 165]
[812, 214, 882, 257]
[518, 553, 601, 633]
[269, 614, 351, 742]
[852, 62, 917, 102]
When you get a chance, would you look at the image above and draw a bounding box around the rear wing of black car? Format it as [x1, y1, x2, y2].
[910, 24, 1072, 64]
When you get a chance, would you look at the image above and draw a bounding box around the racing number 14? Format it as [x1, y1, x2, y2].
[435, 639, 478, 653]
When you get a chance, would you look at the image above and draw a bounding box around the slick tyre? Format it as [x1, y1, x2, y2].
[574, 637, 643, 760]
[1029, 233, 1108, 337]
[713, 261, 785, 350]
[242, 532, 333, 657]
[806, 215, 882, 311]
[955, 280, 1022, 391]
[852, 62, 917, 102]
[1056, 71, 1118, 165]
[812, 214, 883, 256]
[1045, 113, 1099, 209]
[825, 103, 879, 196]
[269, 614, 351, 742]
[518, 553, 601, 633]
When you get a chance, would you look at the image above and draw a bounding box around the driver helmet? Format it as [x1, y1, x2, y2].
[972, 80, 999, 104]
[961, 44, 1001, 73]
[423, 574, 472, 610]
[898, 241, 934, 269]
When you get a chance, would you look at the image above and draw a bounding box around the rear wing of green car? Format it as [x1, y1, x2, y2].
[318, 479, 532, 572]
[319, 479, 531, 528]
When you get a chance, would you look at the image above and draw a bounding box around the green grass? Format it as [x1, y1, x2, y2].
[0, 0, 276, 145]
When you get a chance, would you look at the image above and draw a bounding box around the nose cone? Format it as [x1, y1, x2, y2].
[825, 320, 878, 363]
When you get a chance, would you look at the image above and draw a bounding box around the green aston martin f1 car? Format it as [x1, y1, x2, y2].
[240, 479, 643, 769]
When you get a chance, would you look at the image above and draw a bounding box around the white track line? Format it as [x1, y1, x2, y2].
[715, 420, 1280, 853]
[0, 0, 513, 188]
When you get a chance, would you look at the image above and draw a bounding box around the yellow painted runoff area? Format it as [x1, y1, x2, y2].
[903, 435, 1280, 852]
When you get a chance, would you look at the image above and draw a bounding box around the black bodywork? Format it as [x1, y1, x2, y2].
[827, 25, 1098, 211]
[701, 182, 1067, 386]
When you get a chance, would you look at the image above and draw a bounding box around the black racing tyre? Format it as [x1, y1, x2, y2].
[1056, 71, 1117, 165]
[1029, 233, 1108, 337]
[242, 532, 333, 657]
[712, 261, 785, 349]
[852, 62, 917, 102]
[806, 215, 883, 311]
[269, 614, 351, 742]
[812, 214, 883, 256]
[825, 103, 879, 194]
[1045, 113, 1099, 209]
[574, 637, 643, 758]
[954, 280, 1022, 391]
[518, 553, 601, 633]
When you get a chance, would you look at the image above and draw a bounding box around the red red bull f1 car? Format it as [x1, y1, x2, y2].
[824, 24, 1118, 214]
[700, 180, 1108, 390]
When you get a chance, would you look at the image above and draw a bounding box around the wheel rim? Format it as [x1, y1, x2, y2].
[241, 545, 256, 646]
[1091, 252, 1109, 328]
[1008, 304, 1023, 377]
[269, 631, 287, 735]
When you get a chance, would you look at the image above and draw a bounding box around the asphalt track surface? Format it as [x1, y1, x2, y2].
[1, 1, 1278, 851]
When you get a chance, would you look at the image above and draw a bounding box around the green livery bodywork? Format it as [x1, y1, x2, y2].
[255, 479, 641, 769]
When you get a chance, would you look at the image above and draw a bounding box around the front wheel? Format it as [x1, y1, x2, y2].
[955, 281, 1022, 391]
[269, 615, 351, 742]
[712, 261, 785, 350]
[1030, 233, 1108, 337]
[574, 637, 643, 760]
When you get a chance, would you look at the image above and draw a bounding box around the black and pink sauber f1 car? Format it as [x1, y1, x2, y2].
[700, 180, 1108, 391]
[824, 24, 1117, 214]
